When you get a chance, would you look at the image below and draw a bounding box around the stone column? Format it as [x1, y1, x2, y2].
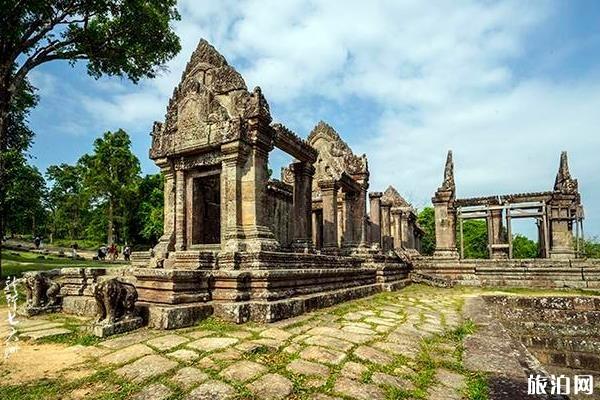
[221, 141, 246, 253]
[239, 138, 279, 252]
[381, 203, 392, 251]
[549, 199, 576, 259]
[291, 161, 315, 251]
[319, 180, 339, 251]
[433, 191, 458, 258]
[488, 209, 507, 259]
[174, 169, 186, 251]
[391, 208, 403, 251]
[162, 169, 176, 242]
[356, 187, 368, 247]
[369, 192, 382, 247]
[342, 192, 357, 248]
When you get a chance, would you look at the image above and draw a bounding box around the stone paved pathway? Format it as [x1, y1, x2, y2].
[1, 285, 481, 399]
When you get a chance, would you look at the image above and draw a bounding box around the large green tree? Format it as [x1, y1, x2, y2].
[0, 0, 181, 251]
[80, 129, 140, 244]
[4, 156, 47, 236]
[46, 163, 88, 241]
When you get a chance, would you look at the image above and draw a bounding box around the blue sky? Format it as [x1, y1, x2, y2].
[26, 0, 600, 238]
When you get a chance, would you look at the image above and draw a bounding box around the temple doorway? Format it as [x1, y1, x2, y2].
[187, 170, 221, 246]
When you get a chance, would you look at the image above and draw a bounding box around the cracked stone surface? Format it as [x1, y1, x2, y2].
[247, 373, 293, 400]
[187, 337, 239, 352]
[219, 360, 267, 382]
[6, 286, 533, 400]
[115, 354, 178, 382]
[146, 334, 189, 351]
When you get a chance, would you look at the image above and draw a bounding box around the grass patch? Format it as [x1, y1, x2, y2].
[464, 372, 489, 400]
[194, 317, 239, 334]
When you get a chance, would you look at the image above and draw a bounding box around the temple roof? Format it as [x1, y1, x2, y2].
[381, 186, 412, 208]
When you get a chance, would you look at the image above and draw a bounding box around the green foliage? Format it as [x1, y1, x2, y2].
[79, 129, 141, 244]
[512, 234, 538, 259]
[459, 220, 488, 259]
[417, 207, 435, 255]
[43, 129, 160, 248]
[584, 236, 600, 258]
[3, 154, 47, 236]
[134, 173, 164, 245]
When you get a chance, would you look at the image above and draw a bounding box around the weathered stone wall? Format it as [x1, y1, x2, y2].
[265, 180, 293, 249]
[484, 295, 600, 379]
[414, 257, 600, 288]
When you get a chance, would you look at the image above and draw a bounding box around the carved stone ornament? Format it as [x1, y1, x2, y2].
[307, 121, 369, 190]
[381, 186, 412, 208]
[91, 278, 143, 337]
[440, 150, 455, 191]
[175, 152, 222, 170]
[149, 39, 272, 160]
[20, 271, 61, 316]
[554, 151, 579, 194]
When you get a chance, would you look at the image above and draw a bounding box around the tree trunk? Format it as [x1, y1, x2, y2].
[107, 200, 114, 245]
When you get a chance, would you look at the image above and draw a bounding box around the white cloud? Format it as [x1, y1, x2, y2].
[31, 0, 600, 235]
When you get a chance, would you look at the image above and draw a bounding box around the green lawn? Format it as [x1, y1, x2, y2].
[1, 250, 124, 278]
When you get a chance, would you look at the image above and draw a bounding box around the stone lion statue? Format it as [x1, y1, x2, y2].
[22, 272, 61, 308]
[92, 278, 138, 324]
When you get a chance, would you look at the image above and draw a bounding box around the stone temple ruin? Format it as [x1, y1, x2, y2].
[19, 40, 599, 337]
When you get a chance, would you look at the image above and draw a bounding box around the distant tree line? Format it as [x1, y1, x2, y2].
[417, 207, 600, 259]
[4, 129, 163, 250]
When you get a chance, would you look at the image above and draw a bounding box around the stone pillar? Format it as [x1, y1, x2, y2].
[174, 169, 186, 251]
[391, 208, 403, 251]
[342, 192, 357, 248]
[221, 141, 246, 253]
[239, 138, 279, 252]
[432, 192, 458, 258]
[162, 168, 176, 242]
[356, 185, 368, 247]
[369, 192, 382, 247]
[319, 181, 339, 251]
[549, 200, 575, 259]
[291, 161, 315, 251]
[433, 151, 459, 258]
[400, 211, 410, 249]
[488, 209, 507, 259]
[381, 203, 392, 251]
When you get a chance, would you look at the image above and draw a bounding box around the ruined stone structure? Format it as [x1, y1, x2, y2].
[37, 40, 409, 331]
[369, 186, 424, 255]
[26, 40, 599, 337]
[432, 150, 584, 260]
[415, 150, 597, 289]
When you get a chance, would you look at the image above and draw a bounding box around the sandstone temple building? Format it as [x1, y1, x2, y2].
[24, 40, 598, 334]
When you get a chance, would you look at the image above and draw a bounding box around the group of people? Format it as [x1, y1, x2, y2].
[97, 243, 131, 262]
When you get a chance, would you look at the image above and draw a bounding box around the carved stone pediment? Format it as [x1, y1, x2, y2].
[554, 151, 579, 195]
[381, 186, 412, 208]
[307, 121, 368, 193]
[150, 39, 272, 160]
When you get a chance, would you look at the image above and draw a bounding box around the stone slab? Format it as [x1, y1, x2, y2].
[92, 316, 143, 338]
[171, 367, 209, 389]
[100, 343, 154, 365]
[131, 383, 172, 400]
[20, 327, 72, 340]
[247, 373, 293, 400]
[147, 334, 189, 351]
[115, 354, 178, 382]
[186, 380, 236, 400]
[219, 360, 267, 382]
[167, 349, 201, 363]
[334, 377, 384, 400]
[300, 346, 346, 365]
[187, 337, 239, 352]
